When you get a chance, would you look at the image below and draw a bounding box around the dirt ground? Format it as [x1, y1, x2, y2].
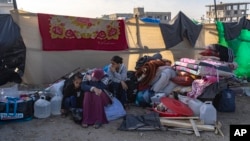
[1, 47, 249, 141]
[0, 88, 250, 141]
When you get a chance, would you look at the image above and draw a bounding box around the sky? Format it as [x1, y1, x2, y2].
[16, 0, 250, 19]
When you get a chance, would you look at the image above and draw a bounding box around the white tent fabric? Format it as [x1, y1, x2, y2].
[10, 10, 217, 85]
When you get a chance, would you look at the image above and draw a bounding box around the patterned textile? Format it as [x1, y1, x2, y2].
[175, 64, 234, 77]
[187, 79, 212, 99]
[175, 61, 199, 70]
[179, 58, 199, 64]
[135, 60, 166, 87]
[199, 62, 234, 77]
[37, 13, 128, 51]
[175, 66, 199, 76]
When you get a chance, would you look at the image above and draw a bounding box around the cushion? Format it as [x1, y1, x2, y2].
[171, 75, 194, 86]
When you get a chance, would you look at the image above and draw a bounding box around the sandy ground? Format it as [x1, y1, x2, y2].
[1, 90, 250, 141]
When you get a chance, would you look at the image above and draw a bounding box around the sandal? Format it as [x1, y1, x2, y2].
[93, 122, 102, 129]
[81, 123, 88, 128]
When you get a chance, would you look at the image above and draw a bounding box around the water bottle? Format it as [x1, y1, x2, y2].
[50, 92, 62, 115]
[199, 101, 217, 125]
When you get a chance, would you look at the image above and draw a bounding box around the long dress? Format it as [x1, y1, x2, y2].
[81, 79, 112, 125]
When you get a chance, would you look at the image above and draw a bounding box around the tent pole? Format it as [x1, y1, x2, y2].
[13, 0, 18, 10]
[213, 0, 218, 21]
[135, 15, 143, 48]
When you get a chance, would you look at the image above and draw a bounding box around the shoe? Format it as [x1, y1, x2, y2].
[93, 122, 102, 129]
[81, 123, 88, 128]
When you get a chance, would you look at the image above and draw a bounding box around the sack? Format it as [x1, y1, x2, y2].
[0, 97, 34, 122]
[105, 97, 126, 121]
[198, 79, 228, 101]
[213, 88, 235, 112]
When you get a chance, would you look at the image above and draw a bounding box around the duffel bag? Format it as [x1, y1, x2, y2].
[0, 97, 34, 122]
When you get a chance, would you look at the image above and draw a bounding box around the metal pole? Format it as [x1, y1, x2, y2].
[214, 0, 218, 21]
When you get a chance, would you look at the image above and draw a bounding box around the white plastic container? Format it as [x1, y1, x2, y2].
[188, 98, 203, 116]
[2, 84, 19, 98]
[243, 87, 250, 96]
[199, 101, 217, 125]
[34, 95, 51, 118]
[151, 93, 165, 104]
[0, 89, 5, 102]
[50, 93, 62, 115]
[177, 94, 190, 105]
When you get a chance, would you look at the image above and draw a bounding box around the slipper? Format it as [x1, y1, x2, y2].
[81, 123, 88, 128]
[93, 122, 102, 129]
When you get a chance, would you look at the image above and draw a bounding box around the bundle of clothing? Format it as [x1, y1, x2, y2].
[135, 59, 177, 106]
[173, 44, 238, 100]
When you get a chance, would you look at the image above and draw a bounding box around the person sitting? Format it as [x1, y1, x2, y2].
[107, 56, 128, 109]
[81, 68, 112, 129]
[61, 72, 83, 117]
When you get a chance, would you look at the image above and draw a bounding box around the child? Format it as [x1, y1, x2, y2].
[61, 72, 83, 117]
[107, 56, 128, 108]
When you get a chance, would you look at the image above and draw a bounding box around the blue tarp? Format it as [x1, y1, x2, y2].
[140, 17, 160, 24]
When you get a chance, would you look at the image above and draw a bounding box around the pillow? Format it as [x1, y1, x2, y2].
[171, 75, 194, 86]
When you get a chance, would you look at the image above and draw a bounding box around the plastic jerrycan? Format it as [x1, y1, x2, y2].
[34, 95, 51, 118]
[199, 101, 217, 125]
[50, 93, 62, 115]
[188, 98, 203, 116]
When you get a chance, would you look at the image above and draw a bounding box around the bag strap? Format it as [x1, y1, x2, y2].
[6, 97, 19, 117]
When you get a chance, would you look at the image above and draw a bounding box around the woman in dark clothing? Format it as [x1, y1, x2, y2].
[61, 72, 83, 117]
[81, 68, 112, 129]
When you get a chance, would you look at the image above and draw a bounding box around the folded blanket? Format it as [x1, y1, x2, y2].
[175, 61, 199, 70]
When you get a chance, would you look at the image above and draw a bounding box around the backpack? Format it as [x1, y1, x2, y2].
[213, 88, 235, 112]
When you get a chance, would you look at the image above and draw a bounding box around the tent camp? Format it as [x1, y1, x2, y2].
[1, 10, 219, 85]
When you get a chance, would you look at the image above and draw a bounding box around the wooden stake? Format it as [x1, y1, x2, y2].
[161, 116, 199, 120]
[190, 119, 200, 137]
[160, 118, 215, 131]
[215, 121, 224, 137]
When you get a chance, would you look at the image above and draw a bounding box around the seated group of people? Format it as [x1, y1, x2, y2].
[60, 55, 128, 129]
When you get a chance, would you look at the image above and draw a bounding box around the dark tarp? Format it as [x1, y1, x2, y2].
[223, 16, 250, 41]
[198, 79, 228, 101]
[0, 14, 26, 86]
[159, 11, 202, 49]
[118, 112, 162, 131]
